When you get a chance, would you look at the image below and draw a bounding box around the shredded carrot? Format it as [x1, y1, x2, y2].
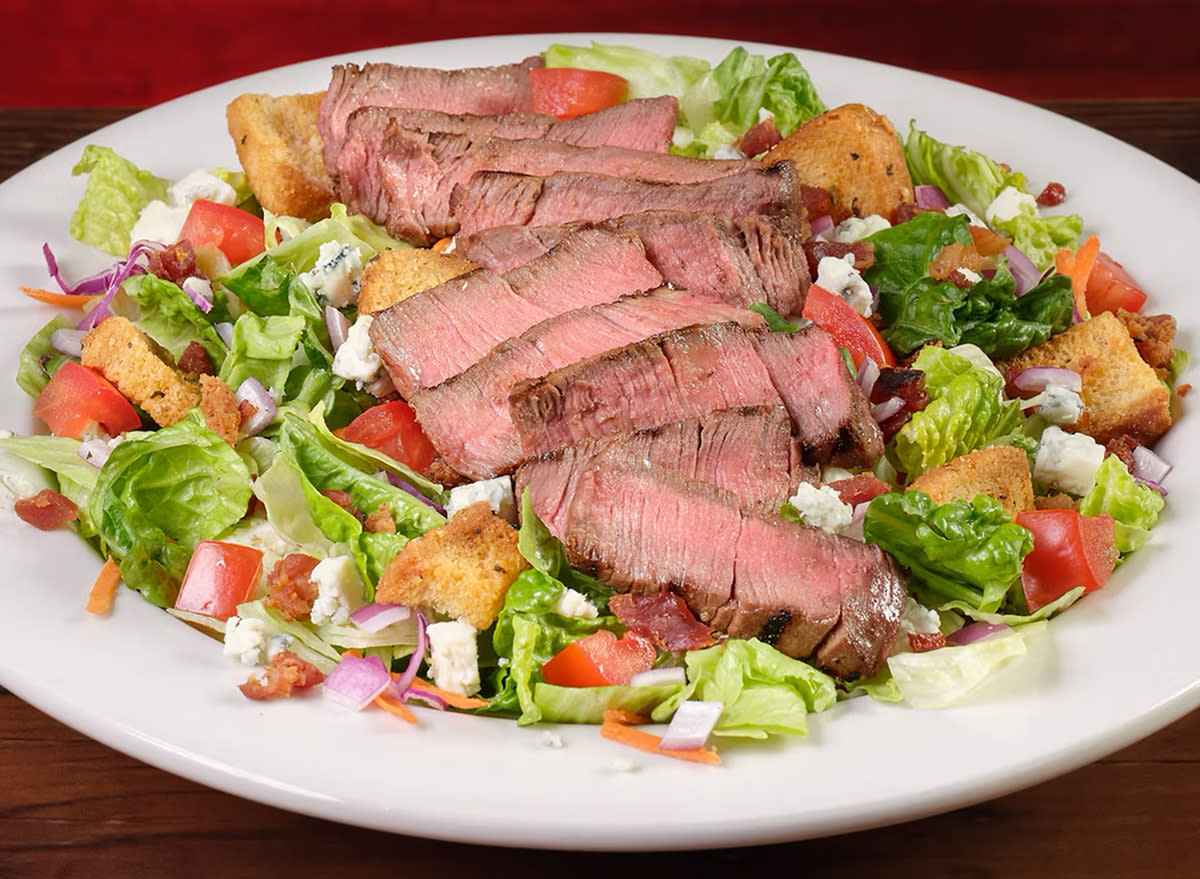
[411, 677, 489, 710]
[1055, 234, 1100, 321]
[374, 692, 420, 724]
[599, 717, 721, 765]
[431, 237, 453, 253]
[602, 709, 651, 725]
[20, 286, 103, 308]
[85, 557, 122, 615]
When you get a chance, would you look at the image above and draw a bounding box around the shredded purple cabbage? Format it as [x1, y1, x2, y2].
[62, 240, 163, 332]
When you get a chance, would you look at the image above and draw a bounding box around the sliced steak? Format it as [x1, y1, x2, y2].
[409, 291, 764, 480]
[341, 128, 751, 244]
[369, 227, 662, 397]
[449, 162, 805, 238]
[318, 56, 542, 176]
[753, 328, 885, 467]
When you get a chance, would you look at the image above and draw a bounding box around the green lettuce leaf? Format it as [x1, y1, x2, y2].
[707, 46, 825, 137]
[0, 434, 101, 538]
[117, 273, 230, 363]
[16, 314, 75, 398]
[993, 206, 1083, 271]
[517, 486, 611, 610]
[69, 145, 168, 256]
[903, 124, 1027, 219]
[533, 682, 683, 724]
[1078, 455, 1165, 554]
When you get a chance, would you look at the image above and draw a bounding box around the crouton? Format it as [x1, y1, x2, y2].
[80, 316, 201, 427]
[374, 501, 527, 629]
[226, 92, 334, 222]
[356, 248, 477, 315]
[199, 375, 240, 445]
[762, 103, 914, 220]
[908, 445, 1035, 518]
[999, 311, 1172, 446]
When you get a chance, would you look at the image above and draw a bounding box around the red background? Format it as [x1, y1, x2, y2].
[5, 0, 1198, 107]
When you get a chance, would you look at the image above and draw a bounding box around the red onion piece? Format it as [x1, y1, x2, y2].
[947, 621, 1011, 646]
[1012, 366, 1082, 393]
[389, 610, 428, 697]
[70, 240, 163, 332]
[349, 602, 412, 632]
[77, 437, 112, 467]
[386, 473, 446, 516]
[914, 184, 951, 210]
[1004, 244, 1042, 297]
[871, 396, 907, 423]
[49, 328, 86, 358]
[235, 377, 277, 436]
[857, 356, 880, 399]
[325, 305, 351, 351]
[323, 653, 393, 710]
[809, 214, 834, 237]
[401, 686, 448, 710]
[659, 700, 723, 751]
[1132, 444, 1172, 486]
[629, 667, 687, 688]
[181, 277, 213, 314]
[215, 321, 234, 347]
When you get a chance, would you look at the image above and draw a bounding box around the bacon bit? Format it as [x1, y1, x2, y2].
[798, 183, 850, 225]
[145, 240, 201, 285]
[177, 340, 214, 375]
[374, 691, 420, 724]
[14, 488, 78, 531]
[609, 591, 716, 651]
[1177, 383, 1192, 398]
[928, 242, 988, 280]
[967, 224, 1012, 257]
[737, 116, 782, 158]
[907, 631, 946, 652]
[603, 709, 651, 725]
[1036, 181, 1067, 207]
[600, 717, 721, 765]
[890, 203, 932, 226]
[238, 651, 325, 700]
[265, 553, 320, 621]
[237, 398, 259, 428]
[802, 239, 876, 279]
[363, 503, 397, 534]
[1035, 492, 1078, 511]
[1105, 434, 1141, 470]
[827, 473, 892, 507]
[321, 489, 363, 521]
[85, 557, 122, 615]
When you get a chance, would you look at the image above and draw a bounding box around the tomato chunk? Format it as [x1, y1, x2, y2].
[802, 284, 896, 368]
[530, 68, 628, 119]
[1015, 510, 1118, 611]
[1084, 252, 1148, 315]
[337, 400, 437, 471]
[174, 540, 264, 621]
[541, 629, 656, 687]
[178, 199, 266, 267]
[32, 361, 142, 439]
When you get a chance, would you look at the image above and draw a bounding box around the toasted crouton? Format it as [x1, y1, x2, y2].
[908, 445, 1035, 518]
[226, 92, 334, 222]
[356, 248, 478, 315]
[374, 501, 527, 629]
[199, 375, 240, 445]
[999, 311, 1172, 446]
[762, 103, 914, 220]
[80, 316, 201, 427]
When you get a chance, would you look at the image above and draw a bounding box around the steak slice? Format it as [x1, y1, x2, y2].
[409, 291, 763, 480]
[449, 162, 805, 238]
[753, 328, 885, 467]
[318, 56, 542, 176]
[458, 210, 811, 317]
[341, 128, 752, 244]
[369, 227, 662, 397]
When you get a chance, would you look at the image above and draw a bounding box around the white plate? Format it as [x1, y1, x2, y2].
[0, 33, 1197, 851]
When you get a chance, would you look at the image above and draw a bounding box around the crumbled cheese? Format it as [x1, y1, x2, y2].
[1027, 383, 1085, 425]
[223, 615, 268, 666]
[712, 143, 747, 160]
[331, 314, 382, 384]
[130, 169, 238, 246]
[787, 482, 854, 532]
[820, 465, 856, 484]
[445, 476, 517, 523]
[266, 634, 294, 661]
[426, 619, 481, 696]
[757, 107, 776, 124]
[814, 253, 873, 317]
[540, 730, 566, 749]
[299, 241, 364, 307]
[0, 471, 35, 513]
[552, 587, 599, 619]
[957, 267, 983, 285]
[945, 202, 987, 227]
[309, 555, 364, 626]
[1034, 425, 1105, 496]
[899, 597, 942, 637]
[168, 169, 238, 207]
[985, 185, 1038, 224]
[828, 213, 891, 243]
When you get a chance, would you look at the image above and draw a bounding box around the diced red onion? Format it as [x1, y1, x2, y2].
[871, 396, 907, 422]
[1012, 366, 1082, 393]
[215, 321, 234, 347]
[181, 277, 213, 313]
[1132, 444, 1172, 486]
[322, 652, 393, 710]
[914, 184, 950, 210]
[1133, 476, 1167, 498]
[401, 686, 448, 710]
[386, 473, 446, 516]
[1004, 244, 1042, 297]
[49, 328, 86, 358]
[857, 356, 880, 399]
[325, 305, 350, 351]
[629, 667, 687, 688]
[850, 500, 871, 527]
[235, 377, 277, 436]
[389, 610, 428, 697]
[349, 602, 412, 632]
[77, 437, 112, 467]
[947, 621, 1011, 646]
[809, 214, 834, 237]
[659, 700, 723, 751]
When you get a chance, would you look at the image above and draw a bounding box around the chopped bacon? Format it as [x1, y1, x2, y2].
[14, 488, 78, 531]
[827, 473, 892, 507]
[871, 367, 928, 410]
[238, 651, 325, 700]
[803, 239, 875, 279]
[928, 242, 989, 280]
[363, 503, 397, 534]
[321, 489, 363, 521]
[798, 184, 850, 225]
[1036, 182, 1066, 207]
[264, 553, 320, 621]
[609, 591, 715, 652]
[177, 341, 214, 376]
[237, 398, 259, 428]
[737, 116, 782, 158]
[1105, 434, 1140, 470]
[890, 203, 933, 226]
[907, 632, 946, 652]
[145, 240, 202, 285]
[967, 224, 1012, 257]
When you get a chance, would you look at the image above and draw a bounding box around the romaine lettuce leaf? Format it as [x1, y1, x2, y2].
[533, 681, 682, 724]
[993, 206, 1083, 271]
[117, 273, 230, 363]
[16, 314, 76, 398]
[1078, 455, 1165, 554]
[903, 124, 1027, 219]
[0, 434, 101, 538]
[69, 145, 168, 256]
[708, 46, 825, 137]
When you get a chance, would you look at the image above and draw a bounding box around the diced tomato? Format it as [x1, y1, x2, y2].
[14, 488, 78, 531]
[174, 539, 264, 621]
[337, 400, 437, 471]
[802, 284, 897, 368]
[541, 630, 656, 687]
[1015, 510, 1118, 611]
[907, 631, 946, 652]
[529, 67, 628, 119]
[177, 199, 266, 267]
[1084, 252, 1148, 315]
[32, 361, 142, 439]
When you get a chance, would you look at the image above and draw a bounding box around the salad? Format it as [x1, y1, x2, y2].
[0, 39, 1187, 767]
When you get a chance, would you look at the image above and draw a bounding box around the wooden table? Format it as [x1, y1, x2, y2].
[2, 101, 1198, 877]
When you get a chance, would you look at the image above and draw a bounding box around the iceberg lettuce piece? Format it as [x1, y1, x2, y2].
[903, 124, 1027, 219]
[533, 682, 683, 724]
[69, 145, 168, 256]
[993, 205, 1083, 271]
[887, 623, 1043, 708]
[1078, 455, 1165, 554]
